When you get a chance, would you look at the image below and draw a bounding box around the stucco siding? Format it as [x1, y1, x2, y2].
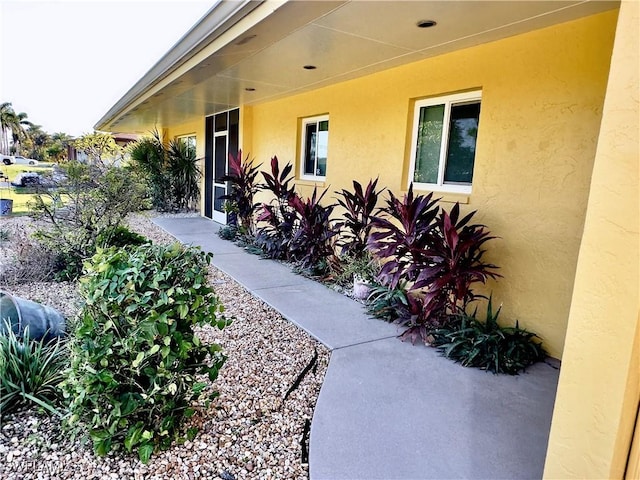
[247, 10, 618, 358]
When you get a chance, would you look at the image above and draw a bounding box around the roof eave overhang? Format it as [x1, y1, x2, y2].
[94, 0, 267, 131]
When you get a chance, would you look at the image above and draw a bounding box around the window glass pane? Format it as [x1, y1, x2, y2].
[414, 104, 444, 184]
[214, 136, 226, 182]
[214, 186, 226, 213]
[214, 112, 227, 132]
[304, 123, 317, 175]
[180, 135, 196, 156]
[444, 102, 480, 184]
[316, 124, 328, 176]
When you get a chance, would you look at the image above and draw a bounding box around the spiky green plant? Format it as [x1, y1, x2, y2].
[432, 298, 546, 374]
[0, 323, 68, 416]
[167, 138, 200, 211]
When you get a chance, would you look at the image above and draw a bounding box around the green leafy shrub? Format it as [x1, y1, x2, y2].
[431, 298, 546, 374]
[30, 161, 147, 280]
[96, 225, 149, 249]
[62, 243, 231, 463]
[0, 323, 68, 416]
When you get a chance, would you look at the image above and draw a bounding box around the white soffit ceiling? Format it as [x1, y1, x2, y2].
[104, 0, 619, 133]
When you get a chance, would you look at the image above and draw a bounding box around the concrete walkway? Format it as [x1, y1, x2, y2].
[153, 216, 560, 480]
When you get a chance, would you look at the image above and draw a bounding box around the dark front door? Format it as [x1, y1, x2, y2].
[204, 108, 239, 223]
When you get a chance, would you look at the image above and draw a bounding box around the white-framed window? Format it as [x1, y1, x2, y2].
[408, 90, 482, 194]
[177, 134, 196, 156]
[300, 115, 329, 180]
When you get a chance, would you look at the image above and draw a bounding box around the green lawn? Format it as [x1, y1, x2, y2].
[0, 163, 56, 215]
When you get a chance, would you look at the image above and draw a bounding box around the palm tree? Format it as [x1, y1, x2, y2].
[11, 111, 32, 155]
[0, 102, 17, 155]
[0, 102, 30, 155]
[49, 132, 73, 162]
[24, 124, 51, 161]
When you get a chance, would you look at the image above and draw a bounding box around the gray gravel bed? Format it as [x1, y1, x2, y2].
[0, 212, 330, 479]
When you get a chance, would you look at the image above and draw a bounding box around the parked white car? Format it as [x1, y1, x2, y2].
[0, 155, 39, 165]
[13, 156, 39, 166]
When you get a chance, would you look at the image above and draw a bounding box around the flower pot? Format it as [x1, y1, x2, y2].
[0, 198, 12, 216]
[353, 278, 372, 300]
[0, 291, 66, 342]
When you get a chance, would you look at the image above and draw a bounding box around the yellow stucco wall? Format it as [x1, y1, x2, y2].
[544, 1, 639, 478]
[248, 10, 618, 358]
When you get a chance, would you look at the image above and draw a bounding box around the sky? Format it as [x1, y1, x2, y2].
[0, 0, 214, 137]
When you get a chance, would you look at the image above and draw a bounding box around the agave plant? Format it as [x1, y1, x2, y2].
[335, 178, 383, 258]
[367, 184, 440, 289]
[220, 150, 261, 234]
[288, 187, 339, 275]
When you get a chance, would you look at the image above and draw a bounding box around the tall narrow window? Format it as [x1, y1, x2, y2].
[301, 115, 329, 180]
[409, 91, 481, 193]
[177, 134, 196, 156]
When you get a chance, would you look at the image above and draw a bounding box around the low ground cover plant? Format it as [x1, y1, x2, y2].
[333, 251, 380, 288]
[431, 298, 546, 374]
[0, 323, 68, 416]
[62, 243, 231, 463]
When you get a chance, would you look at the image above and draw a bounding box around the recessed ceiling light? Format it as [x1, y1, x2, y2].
[303, 65, 317, 70]
[417, 19, 437, 28]
[245, 87, 256, 92]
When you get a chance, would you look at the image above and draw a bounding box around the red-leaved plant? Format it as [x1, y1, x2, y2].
[368, 184, 500, 343]
[335, 178, 383, 258]
[254, 156, 300, 259]
[220, 150, 261, 234]
[288, 187, 338, 274]
[418, 204, 501, 316]
[367, 184, 439, 289]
